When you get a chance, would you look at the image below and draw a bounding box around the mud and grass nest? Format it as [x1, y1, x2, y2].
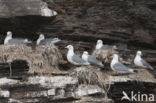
[92, 49, 118, 64]
[70, 66, 111, 86]
[70, 66, 112, 98]
[0, 44, 63, 74]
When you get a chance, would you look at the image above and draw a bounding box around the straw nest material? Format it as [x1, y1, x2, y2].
[70, 66, 99, 85]
[70, 66, 112, 98]
[70, 66, 111, 86]
[92, 49, 118, 64]
[0, 44, 63, 74]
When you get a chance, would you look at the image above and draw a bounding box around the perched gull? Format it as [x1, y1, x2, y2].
[65, 45, 89, 65]
[4, 31, 32, 45]
[36, 34, 61, 45]
[96, 40, 117, 50]
[111, 54, 134, 73]
[4, 31, 31, 77]
[134, 51, 154, 70]
[82, 51, 104, 68]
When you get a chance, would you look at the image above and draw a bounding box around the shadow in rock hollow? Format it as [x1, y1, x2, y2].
[0, 16, 58, 44]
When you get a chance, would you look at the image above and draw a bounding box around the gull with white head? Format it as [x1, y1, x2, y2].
[36, 34, 61, 45]
[4, 31, 32, 77]
[96, 40, 117, 50]
[134, 51, 154, 70]
[4, 31, 32, 45]
[82, 51, 104, 68]
[111, 54, 134, 73]
[65, 45, 89, 65]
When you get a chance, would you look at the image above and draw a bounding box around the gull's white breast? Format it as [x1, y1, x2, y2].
[134, 56, 145, 67]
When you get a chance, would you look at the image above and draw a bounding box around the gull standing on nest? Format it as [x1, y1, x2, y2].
[36, 34, 61, 45]
[96, 40, 117, 50]
[65, 45, 89, 65]
[82, 51, 104, 68]
[111, 54, 134, 73]
[4, 31, 31, 77]
[134, 51, 154, 70]
[4, 31, 32, 45]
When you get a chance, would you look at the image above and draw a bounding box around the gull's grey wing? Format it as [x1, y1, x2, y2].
[102, 45, 117, 49]
[39, 39, 47, 45]
[88, 56, 102, 65]
[40, 38, 60, 45]
[101, 45, 114, 49]
[141, 59, 153, 70]
[113, 63, 133, 73]
[101, 45, 110, 49]
[8, 39, 27, 44]
[72, 54, 86, 64]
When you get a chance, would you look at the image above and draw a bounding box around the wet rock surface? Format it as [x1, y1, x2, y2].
[0, 0, 156, 103]
[0, 0, 57, 17]
[43, 0, 156, 49]
[0, 0, 155, 49]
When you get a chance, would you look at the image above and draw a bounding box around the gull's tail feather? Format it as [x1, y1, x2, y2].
[51, 38, 61, 44]
[24, 39, 32, 44]
[149, 65, 154, 70]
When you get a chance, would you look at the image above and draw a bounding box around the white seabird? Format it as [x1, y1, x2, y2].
[65, 45, 89, 65]
[36, 34, 61, 45]
[82, 51, 104, 68]
[4, 31, 32, 45]
[96, 40, 117, 50]
[111, 54, 134, 73]
[134, 51, 154, 70]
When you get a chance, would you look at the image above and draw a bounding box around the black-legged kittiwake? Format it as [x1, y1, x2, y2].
[96, 40, 117, 50]
[36, 34, 61, 45]
[65, 45, 89, 65]
[134, 51, 154, 70]
[111, 54, 134, 73]
[82, 51, 104, 68]
[4, 31, 32, 45]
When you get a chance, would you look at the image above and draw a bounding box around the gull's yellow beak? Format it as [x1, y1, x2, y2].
[65, 46, 68, 49]
[110, 56, 113, 59]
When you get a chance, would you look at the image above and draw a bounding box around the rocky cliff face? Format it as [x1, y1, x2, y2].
[42, 0, 156, 49]
[0, 0, 156, 103]
[0, 0, 43, 17]
[0, 0, 155, 49]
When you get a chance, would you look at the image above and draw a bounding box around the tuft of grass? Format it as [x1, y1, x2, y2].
[0, 44, 63, 74]
[92, 49, 118, 64]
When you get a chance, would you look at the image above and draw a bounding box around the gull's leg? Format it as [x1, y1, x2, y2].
[9, 62, 12, 77]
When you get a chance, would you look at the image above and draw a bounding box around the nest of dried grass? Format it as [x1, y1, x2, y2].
[70, 66, 111, 85]
[0, 44, 62, 74]
[70, 66, 112, 99]
[92, 49, 118, 64]
[0, 44, 33, 63]
[70, 66, 99, 85]
[35, 44, 62, 67]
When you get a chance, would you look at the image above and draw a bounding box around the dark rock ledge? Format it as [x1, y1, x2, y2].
[0, 0, 155, 103]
